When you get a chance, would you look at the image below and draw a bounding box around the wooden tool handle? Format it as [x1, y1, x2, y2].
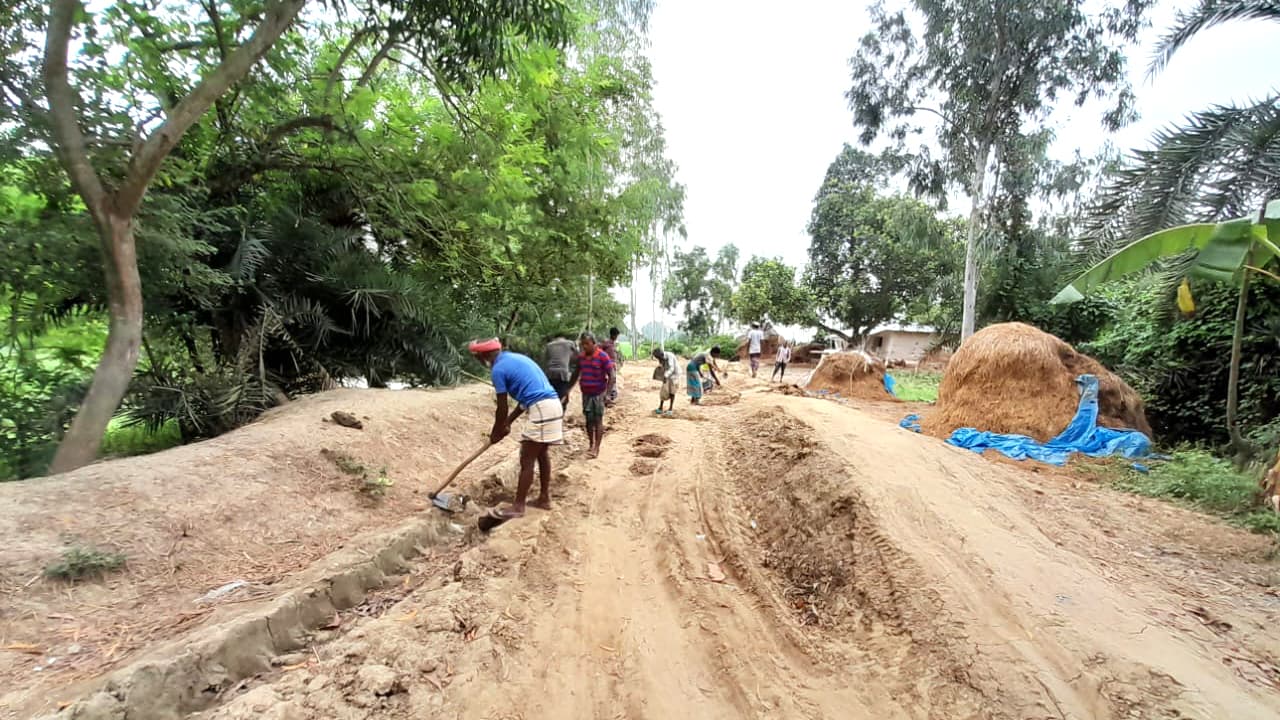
[430, 441, 492, 498]
[428, 408, 522, 497]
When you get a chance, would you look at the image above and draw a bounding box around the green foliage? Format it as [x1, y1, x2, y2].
[99, 418, 182, 458]
[361, 471, 395, 499]
[1080, 5, 1280, 261]
[1113, 449, 1280, 535]
[847, 0, 1151, 336]
[983, 249, 1116, 346]
[805, 145, 962, 339]
[323, 448, 393, 498]
[732, 257, 812, 326]
[662, 246, 717, 338]
[705, 334, 738, 355]
[1056, 215, 1278, 304]
[848, 0, 1149, 195]
[0, 311, 101, 479]
[891, 370, 942, 403]
[1, 0, 683, 475]
[44, 545, 127, 581]
[1087, 279, 1280, 446]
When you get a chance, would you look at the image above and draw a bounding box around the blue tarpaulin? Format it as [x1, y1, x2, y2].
[941, 374, 1151, 466]
[884, 372, 897, 396]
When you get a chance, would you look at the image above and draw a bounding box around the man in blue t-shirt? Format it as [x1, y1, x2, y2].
[468, 338, 563, 527]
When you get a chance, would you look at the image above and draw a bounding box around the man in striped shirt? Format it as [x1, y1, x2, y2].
[569, 332, 616, 459]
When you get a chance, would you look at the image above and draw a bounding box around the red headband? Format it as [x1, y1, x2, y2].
[468, 338, 502, 354]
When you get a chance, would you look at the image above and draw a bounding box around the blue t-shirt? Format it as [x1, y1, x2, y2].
[491, 351, 559, 407]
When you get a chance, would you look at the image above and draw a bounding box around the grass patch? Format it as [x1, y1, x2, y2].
[100, 417, 183, 457]
[1113, 450, 1280, 535]
[321, 448, 393, 499]
[892, 370, 942, 403]
[45, 545, 126, 581]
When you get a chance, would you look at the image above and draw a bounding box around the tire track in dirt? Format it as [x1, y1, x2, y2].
[762, 390, 1280, 719]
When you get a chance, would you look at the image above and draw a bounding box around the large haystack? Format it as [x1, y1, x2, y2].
[804, 351, 898, 402]
[920, 322, 1151, 442]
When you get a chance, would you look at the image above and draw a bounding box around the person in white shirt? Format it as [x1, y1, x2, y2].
[746, 323, 765, 378]
[650, 347, 679, 415]
[772, 341, 792, 382]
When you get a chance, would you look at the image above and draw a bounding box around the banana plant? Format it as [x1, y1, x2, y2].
[1053, 200, 1280, 464]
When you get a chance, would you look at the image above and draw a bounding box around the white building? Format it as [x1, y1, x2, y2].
[863, 322, 937, 363]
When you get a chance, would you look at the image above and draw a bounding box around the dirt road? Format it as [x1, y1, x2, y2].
[181, 365, 1280, 720]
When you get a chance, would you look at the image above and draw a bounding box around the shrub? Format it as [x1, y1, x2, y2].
[45, 546, 126, 580]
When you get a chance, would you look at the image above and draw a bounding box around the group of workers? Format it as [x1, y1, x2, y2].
[465, 327, 753, 526]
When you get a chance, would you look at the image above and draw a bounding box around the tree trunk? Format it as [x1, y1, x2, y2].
[630, 264, 639, 359]
[1226, 269, 1254, 467]
[961, 142, 993, 342]
[49, 216, 143, 474]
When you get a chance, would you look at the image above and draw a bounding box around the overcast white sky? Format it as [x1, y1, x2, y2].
[614, 0, 1280, 336]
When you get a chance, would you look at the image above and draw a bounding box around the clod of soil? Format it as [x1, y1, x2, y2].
[631, 434, 672, 458]
[630, 458, 658, 476]
[331, 410, 364, 429]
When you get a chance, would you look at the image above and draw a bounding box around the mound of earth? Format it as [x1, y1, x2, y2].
[0, 386, 505, 717]
[920, 322, 1151, 442]
[631, 433, 672, 458]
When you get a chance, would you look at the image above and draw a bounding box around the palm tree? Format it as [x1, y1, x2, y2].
[1068, 1, 1280, 466]
[1085, 1, 1280, 245]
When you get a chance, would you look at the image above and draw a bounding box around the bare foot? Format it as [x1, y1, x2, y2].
[588, 447, 600, 459]
[530, 497, 552, 510]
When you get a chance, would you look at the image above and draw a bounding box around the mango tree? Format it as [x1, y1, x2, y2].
[1052, 200, 1280, 464]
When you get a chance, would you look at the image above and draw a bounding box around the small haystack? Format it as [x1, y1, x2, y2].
[920, 322, 1150, 442]
[790, 342, 826, 364]
[803, 351, 898, 402]
[735, 327, 783, 360]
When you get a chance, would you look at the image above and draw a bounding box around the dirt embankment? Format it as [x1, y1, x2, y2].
[0, 386, 497, 718]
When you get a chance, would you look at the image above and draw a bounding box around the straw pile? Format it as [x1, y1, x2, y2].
[790, 342, 826, 364]
[803, 351, 897, 401]
[920, 322, 1151, 442]
[735, 329, 782, 359]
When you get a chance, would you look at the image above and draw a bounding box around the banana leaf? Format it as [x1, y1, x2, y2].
[1051, 222, 1222, 304]
[1187, 218, 1254, 284]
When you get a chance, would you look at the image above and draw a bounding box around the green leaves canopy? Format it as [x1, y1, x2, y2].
[731, 258, 812, 327]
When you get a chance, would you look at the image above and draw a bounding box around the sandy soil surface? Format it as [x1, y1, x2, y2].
[7, 365, 1280, 719]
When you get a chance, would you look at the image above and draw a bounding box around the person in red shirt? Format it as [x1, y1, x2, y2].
[569, 332, 615, 459]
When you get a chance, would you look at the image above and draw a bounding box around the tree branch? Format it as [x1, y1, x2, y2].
[115, 0, 307, 215]
[908, 105, 960, 132]
[813, 320, 853, 344]
[323, 26, 376, 104]
[43, 0, 108, 222]
[264, 115, 342, 143]
[356, 31, 400, 88]
[156, 39, 219, 53]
